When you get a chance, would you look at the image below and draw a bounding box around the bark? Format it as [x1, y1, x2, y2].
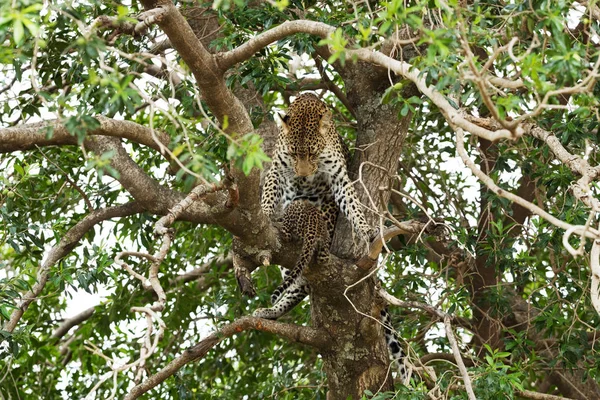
[307, 54, 414, 397]
[306, 257, 394, 397]
[469, 138, 502, 351]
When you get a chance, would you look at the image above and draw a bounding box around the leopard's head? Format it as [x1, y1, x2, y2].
[281, 93, 333, 177]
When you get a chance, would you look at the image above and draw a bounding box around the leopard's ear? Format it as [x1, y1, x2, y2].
[279, 112, 290, 125]
[279, 112, 291, 134]
[319, 109, 333, 134]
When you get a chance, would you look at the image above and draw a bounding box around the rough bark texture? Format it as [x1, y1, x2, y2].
[306, 257, 393, 397]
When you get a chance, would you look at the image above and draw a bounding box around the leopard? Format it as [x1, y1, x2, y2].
[260, 92, 373, 241]
[252, 201, 407, 379]
[254, 93, 405, 377]
[253, 200, 329, 320]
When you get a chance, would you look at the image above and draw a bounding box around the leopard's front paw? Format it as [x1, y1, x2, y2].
[359, 226, 378, 244]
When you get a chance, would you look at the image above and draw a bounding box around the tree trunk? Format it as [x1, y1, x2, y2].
[303, 59, 413, 399]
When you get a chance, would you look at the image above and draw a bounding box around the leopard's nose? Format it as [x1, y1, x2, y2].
[295, 159, 315, 177]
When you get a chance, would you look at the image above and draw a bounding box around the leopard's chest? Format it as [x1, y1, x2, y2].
[283, 173, 331, 202]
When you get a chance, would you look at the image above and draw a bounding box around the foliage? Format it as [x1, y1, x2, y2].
[1, 0, 600, 399]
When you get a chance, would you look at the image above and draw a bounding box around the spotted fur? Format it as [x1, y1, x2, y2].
[255, 93, 405, 379]
[253, 200, 329, 319]
[260, 93, 372, 240]
[381, 308, 408, 379]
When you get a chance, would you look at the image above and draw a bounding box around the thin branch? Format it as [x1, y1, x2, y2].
[3, 202, 143, 333]
[172, 255, 233, 285]
[455, 127, 599, 239]
[420, 352, 476, 367]
[355, 222, 428, 270]
[124, 316, 328, 400]
[379, 288, 448, 320]
[443, 316, 476, 400]
[590, 240, 600, 315]
[52, 307, 95, 340]
[313, 55, 356, 118]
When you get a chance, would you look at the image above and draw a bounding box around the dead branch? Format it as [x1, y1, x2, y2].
[92, 179, 235, 395]
[356, 221, 428, 270]
[124, 316, 328, 400]
[455, 128, 599, 239]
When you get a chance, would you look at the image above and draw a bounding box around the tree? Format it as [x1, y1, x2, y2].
[1, 0, 600, 399]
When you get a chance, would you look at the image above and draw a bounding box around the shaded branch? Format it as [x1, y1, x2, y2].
[505, 294, 600, 399]
[124, 316, 328, 400]
[313, 55, 356, 118]
[420, 352, 475, 367]
[52, 307, 95, 340]
[3, 202, 143, 333]
[172, 256, 233, 285]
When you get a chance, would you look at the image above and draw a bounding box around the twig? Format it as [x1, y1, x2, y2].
[443, 316, 476, 400]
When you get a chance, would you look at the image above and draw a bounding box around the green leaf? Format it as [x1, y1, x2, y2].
[12, 19, 24, 45]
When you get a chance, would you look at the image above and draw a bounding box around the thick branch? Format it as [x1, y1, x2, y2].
[217, 20, 334, 70]
[214, 19, 519, 142]
[3, 202, 143, 333]
[139, 0, 260, 215]
[515, 391, 575, 400]
[84, 136, 185, 215]
[0, 116, 170, 154]
[124, 316, 328, 400]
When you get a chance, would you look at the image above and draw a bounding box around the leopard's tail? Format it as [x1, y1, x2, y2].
[380, 308, 407, 381]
